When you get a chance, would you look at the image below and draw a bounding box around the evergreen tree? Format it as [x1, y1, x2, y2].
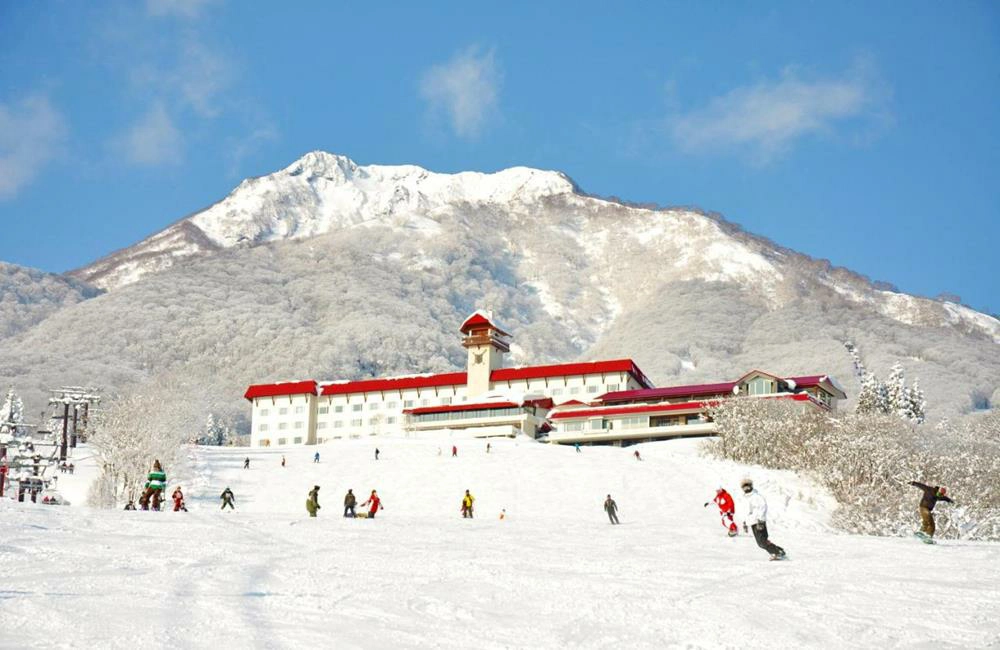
[0, 388, 24, 433]
[908, 378, 926, 424]
[886, 363, 908, 418]
[856, 373, 883, 414]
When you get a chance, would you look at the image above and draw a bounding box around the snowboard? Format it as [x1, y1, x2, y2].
[914, 531, 936, 545]
[769, 553, 788, 561]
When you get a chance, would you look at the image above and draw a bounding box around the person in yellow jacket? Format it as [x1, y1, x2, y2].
[461, 489, 475, 519]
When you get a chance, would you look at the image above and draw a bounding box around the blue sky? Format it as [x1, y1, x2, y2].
[1, 1, 998, 313]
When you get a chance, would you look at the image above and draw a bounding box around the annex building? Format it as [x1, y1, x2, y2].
[244, 311, 845, 447]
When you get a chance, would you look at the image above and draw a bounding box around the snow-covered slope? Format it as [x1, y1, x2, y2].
[0, 261, 101, 341]
[2, 437, 997, 648]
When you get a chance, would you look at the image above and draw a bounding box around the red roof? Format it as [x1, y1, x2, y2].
[492, 359, 652, 387]
[244, 380, 318, 401]
[405, 401, 520, 416]
[320, 372, 467, 396]
[599, 382, 737, 404]
[459, 311, 510, 336]
[550, 400, 714, 420]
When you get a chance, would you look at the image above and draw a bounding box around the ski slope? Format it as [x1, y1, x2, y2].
[2, 437, 998, 649]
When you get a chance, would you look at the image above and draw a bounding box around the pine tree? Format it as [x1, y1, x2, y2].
[908, 378, 926, 424]
[886, 363, 908, 419]
[856, 373, 883, 414]
[0, 388, 24, 434]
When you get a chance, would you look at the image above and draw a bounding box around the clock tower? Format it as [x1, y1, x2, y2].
[461, 311, 510, 398]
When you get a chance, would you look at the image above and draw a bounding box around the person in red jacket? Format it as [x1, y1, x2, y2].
[171, 486, 187, 512]
[361, 489, 383, 519]
[705, 487, 738, 536]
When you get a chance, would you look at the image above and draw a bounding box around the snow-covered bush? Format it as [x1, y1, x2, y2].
[705, 400, 1000, 540]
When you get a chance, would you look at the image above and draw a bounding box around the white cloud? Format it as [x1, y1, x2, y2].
[668, 64, 887, 162]
[116, 103, 182, 165]
[420, 47, 501, 138]
[146, 0, 217, 19]
[0, 95, 67, 200]
[225, 124, 279, 176]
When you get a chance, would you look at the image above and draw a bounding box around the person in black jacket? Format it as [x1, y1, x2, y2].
[344, 489, 357, 518]
[910, 481, 953, 537]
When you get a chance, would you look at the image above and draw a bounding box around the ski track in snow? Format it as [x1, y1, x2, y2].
[1, 438, 998, 649]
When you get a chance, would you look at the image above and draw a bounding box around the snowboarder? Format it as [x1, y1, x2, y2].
[740, 478, 785, 560]
[281, 455, 286, 467]
[306, 485, 321, 517]
[604, 494, 620, 524]
[451, 445, 458, 457]
[343, 489, 356, 517]
[461, 490, 475, 518]
[575, 443, 582, 453]
[633, 449, 642, 461]
[375, 448, 380, 460]
[243, 457, 250, 469]
[361, 490, 382, 518]
[910, 481, 954, 540]
[486, 442, 491, 454]
[705, 487, 738, 536]
[313, 452, 320, 463]
[172, 486, 187, 512]
[220, 487, 235, 510]
[141, 460, 167, 511]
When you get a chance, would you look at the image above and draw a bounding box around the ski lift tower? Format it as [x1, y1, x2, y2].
[48, 387, 101, 462]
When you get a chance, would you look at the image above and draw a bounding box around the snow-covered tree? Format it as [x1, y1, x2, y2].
[0, 388, 24, 434]
[885, 363, 908, 417]
[908, 378, 926, 424]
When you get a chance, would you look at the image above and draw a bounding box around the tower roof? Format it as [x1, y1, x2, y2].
[459, 310, 510, 336]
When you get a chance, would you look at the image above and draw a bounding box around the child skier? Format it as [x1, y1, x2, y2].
[741, 478, 786, 560]
[172, 486, 187, 512]
[604, 494, 620, 524]
[910, 481, 954, 540]
[220, 487, 235, 510]
[361, 490, 383, 518]
[705, 487, 738, 536]
[461, 490, 475, 518]
[306, 485, 321, 517]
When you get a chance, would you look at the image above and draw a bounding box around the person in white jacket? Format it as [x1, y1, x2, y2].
[741, 478, 786, 560]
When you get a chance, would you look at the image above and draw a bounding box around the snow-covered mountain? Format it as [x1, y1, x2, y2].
[1, 151, 997, 422]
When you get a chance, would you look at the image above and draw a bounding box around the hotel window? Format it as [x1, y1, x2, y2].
[294, 421, 304, 429]
[278, 438, 287, 445]
[606, 384, 619, 392]
[589, 419, 604, 430]
[294, 406, 304, 415]
[552, 388, 563, 396]
[619, 416, 646, 429]
[350, 418, 363, 427]
[317, 422, 327, 429]
[369, 403, 379, 411]
[587, 385, 598, 394]
[278, 422, 288, 430]
[259, 408, 270, 416]
[570, 386, 581, 395]
[279, 407, 288, 415]
[386, 401, 398, 409]
[318, 406, 329, 415]
[441, 397, 452, 405]
[563, 421, 584, 432]
[293, 437, 303, 444]
[369, 417, 379, 426]
[352, 404, 363, 412]
[334, 405, 344, 413]
[259, 423, 269, 432]
[420, 399, 431, 406]
[333, 421, 343, 429]
[386, 417, 396, 425]
[748, 378, 772, 396]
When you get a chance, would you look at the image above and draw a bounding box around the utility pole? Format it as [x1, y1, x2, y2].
[47, 387, 100, 462]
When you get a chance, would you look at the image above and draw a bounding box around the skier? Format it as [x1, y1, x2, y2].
[375, 448, 380, 461]
[575, 442, 582, 453]
[281, 455, 286, 467]
[306, 485, 321, 517]
[486, 442, 491, 454]
[633, 449, 642, 461]
[313, 452, 320, 464]
[604, 494, 620, 524]
[361, 489, 383, 518]
[705, 487, 738, 536]
[172, 486, 187, 512]
[124, 500, 136, 511]
[451, 445, 457, 458]
[343, 489, 356, 518]
[740, 478, 785, 559]
[910, 481, 954, 540]
[220, 487, 235, 510]
[461, 490, 475, 518]
[243, 457, 250, 469]
[141, 460, 167, 511]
